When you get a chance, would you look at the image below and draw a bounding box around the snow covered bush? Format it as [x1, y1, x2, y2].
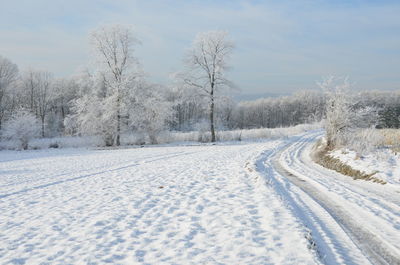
[194, 120, 212, 142]
[319, 77, 353, 148]
[320, 77, 379, 149]
[2, 110, 40, 150]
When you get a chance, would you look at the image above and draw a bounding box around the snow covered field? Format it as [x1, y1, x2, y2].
[1, 132, 399, 264]
[1, 139, 318, 264]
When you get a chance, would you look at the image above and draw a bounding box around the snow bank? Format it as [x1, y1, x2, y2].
[325, 128, 400, 185]
[329, 149, 400, 185]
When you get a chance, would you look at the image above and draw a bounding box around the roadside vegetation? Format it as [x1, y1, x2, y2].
[312, 77, 399, 184]
[312, 138, 386, 184]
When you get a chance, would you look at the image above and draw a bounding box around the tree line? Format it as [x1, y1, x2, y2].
[0, 25, 399, 149]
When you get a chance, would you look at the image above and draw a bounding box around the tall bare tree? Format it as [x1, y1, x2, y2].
[23, 70, 38, 113]
[91, 24, 140, 146]
[36, 71, 53, 137]
[0, 56, 19, 129]
[181, 31, 234, 142]
[21, 70, 53, 137]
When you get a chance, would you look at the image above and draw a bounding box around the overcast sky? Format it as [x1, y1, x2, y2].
[0, 0, 399, 95]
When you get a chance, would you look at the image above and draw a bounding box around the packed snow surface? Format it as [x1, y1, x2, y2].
[1, 140, 318, 264]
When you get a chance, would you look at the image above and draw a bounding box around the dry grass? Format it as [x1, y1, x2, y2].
[378, 129, 400, 150]
[378, 129, 400, 154]
[350, 128, 400, 154]
[312, 139, 386, 184]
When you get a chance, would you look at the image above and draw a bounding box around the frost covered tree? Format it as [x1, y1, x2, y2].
[67, 73, 115, 145]
[320, 77, 378, 149]
[128, 82, 174, 144]
[90, 24, 140, 146]
[180, 31, 235, 142]
[0, 56, 19, 129]
[319, 77, 353, 148]
[2, 109, 40, 150]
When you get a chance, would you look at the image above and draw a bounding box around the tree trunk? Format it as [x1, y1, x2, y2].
[116, 96, 121, 146]
[41, 116, 45, 137]
[61, 105, 65, 119]
[210, 86, 216, 142]
[30, 88, 34, 111]
[22, 139, 28, 150]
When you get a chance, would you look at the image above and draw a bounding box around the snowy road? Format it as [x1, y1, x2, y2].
[275, 132, 400, 265]
[0, 133, 399, 264]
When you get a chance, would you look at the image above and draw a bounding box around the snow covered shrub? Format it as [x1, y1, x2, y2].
[120, 132, 146, 146]
[320, 77, 379, 149]
[319, 77, 353, 148]
[217, 130, 242, 141]
[194, 121, 212, 142]
[2, 110, 40, 150]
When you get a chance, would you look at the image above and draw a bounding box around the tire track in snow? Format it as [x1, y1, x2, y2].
[273, 132, 400, 265]
[255, 141, 371, 265]
[0, 150, 200, 199]
[0, 151, 186, 189]
[285, 134, 400, 214]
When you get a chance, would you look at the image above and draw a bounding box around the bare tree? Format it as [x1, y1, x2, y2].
[0, 56, 19, 129]
[21, 70, 53, 137]
[181, 31, 234, 142]
[21, 69, 39, 113]
[91, 24, 140, 146]
[36, 71, 53, 137]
